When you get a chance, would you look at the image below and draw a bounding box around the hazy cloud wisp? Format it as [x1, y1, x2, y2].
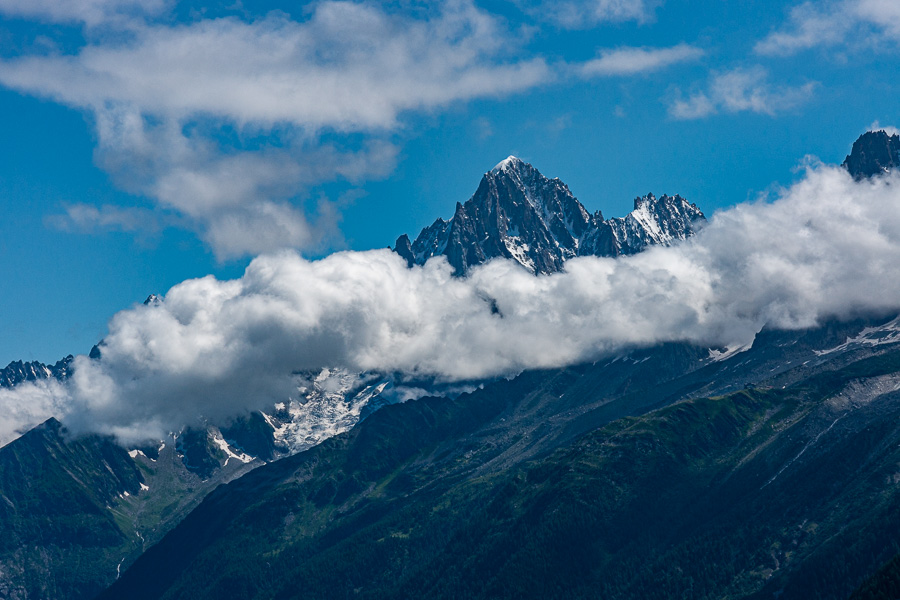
[755, 0, 900, 56]
[669, 67, 817, 120]
[525, 0, 663, 29]
[0, 0, 168, 25]
[579, 44, 703, 77]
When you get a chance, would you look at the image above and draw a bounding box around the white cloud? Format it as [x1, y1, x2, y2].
[5, 164, 900, 445]
[669, 67, 817, 120]
[86, 109, 400, 259]
[754, 2, 849, 56]
[869, 121, 900, 137]
[755, 0, 900, 56]
[46, 204, 167, 234]
[856, 0, 900, 39]
[203, 202, 324, 262]
[0, 0, 168, 25]
[579, 44, 703, 77]
[0, 1, 551, 259]
[524, 0, 663, 29]
[74, 104, 401, 259]
[0, 379, 70, 446]
[0, 6, 548, 131]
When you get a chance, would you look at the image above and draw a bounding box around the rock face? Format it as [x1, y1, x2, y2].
[843, 130, 900, 179]
[584, 192, 704, 257]
[395, 156, 705, 275]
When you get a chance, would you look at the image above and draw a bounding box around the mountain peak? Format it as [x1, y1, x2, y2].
[143, 294, 162, 306]
[395, 158, 705, 275]
[634, 192, 656, 210]
[843, 129, 900, 179]
[490, 155, 524, 174]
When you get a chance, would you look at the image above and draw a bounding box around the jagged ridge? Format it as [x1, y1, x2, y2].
[0, 355, 72, 388]
[843, 129, 900, 179]
[395, 156, 705, 275]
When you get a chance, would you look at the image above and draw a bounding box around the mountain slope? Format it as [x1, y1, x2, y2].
[0, 361, 394, 598]
[851, 552, 900, 600]
[102, 314, 900, 599]
[0, 419, 144, 599]
[395, 156, 704, 275]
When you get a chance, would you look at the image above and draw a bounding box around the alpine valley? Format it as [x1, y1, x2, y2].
[4, 132, 900, 600]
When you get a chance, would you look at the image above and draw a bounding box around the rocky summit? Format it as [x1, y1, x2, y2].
[843, 129, 900, 179]
[0, 355, 72, 388]
[394, 156, 705, 275]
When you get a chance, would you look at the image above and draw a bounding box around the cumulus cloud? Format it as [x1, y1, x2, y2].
[579, 44, 703, 77]
[4, 163, 900, 445]
[0, 1, 550, 259]
[669, 67, 817, 120]
[755, 0, 900, 56]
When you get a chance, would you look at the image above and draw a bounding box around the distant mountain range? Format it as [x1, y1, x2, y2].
[2, 131, 900, 599]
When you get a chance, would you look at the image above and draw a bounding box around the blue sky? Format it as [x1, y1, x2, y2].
[0, 0, 898, 365]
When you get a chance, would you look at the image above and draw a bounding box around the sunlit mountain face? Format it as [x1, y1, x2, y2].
[3, 0, 900, 598]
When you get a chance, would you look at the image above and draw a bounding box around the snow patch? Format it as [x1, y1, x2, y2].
[708, 343, 753, 362]
[491, 155, 521, 173]
[504, 237, 536, 272]
[814, 317, 900, 356]
[272, 368, 391, 455]
[210, 430, 254, 466]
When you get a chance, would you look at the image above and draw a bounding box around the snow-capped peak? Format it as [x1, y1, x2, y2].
[143, 294, 162, 306]
[491, 155, 522, 174]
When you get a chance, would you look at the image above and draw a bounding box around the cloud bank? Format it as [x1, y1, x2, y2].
[3, 163, 900, 445]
